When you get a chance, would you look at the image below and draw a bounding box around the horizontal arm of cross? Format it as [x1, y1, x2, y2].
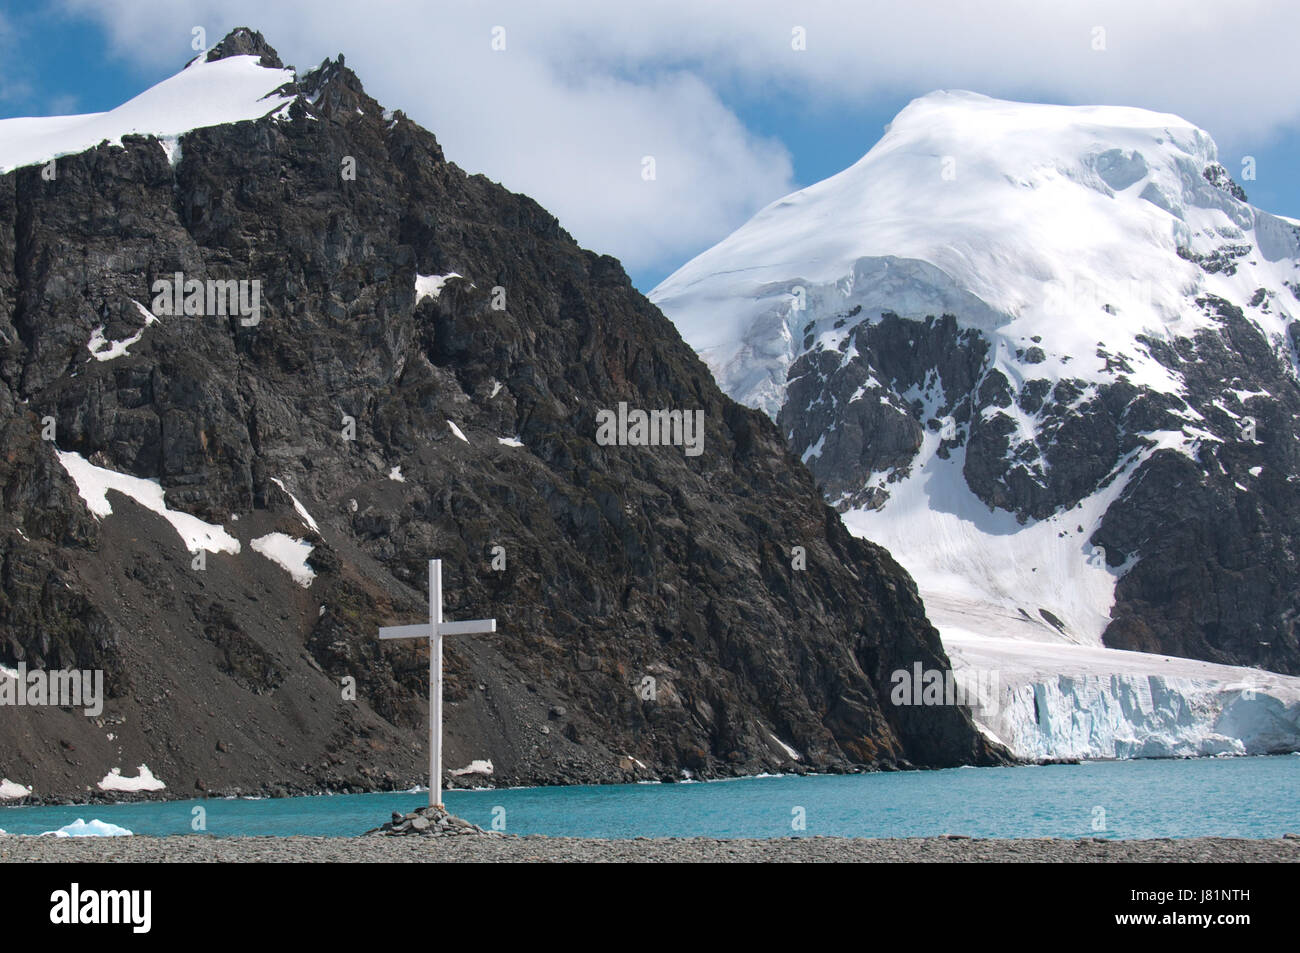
[378, 623, 428, 640]
[438, 619, 496, 636]
[379, 619, 497, 640]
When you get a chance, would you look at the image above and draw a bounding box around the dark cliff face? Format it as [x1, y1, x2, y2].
[1097, 296, 1300, 670]
[0, 31, 1002, 800]
[782, 290, 1300, 675]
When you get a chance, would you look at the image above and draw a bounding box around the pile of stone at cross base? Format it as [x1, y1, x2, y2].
[366, 804, 500, 837]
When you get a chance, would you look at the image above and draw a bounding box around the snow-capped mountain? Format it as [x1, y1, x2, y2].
[652, 91, 1300, 758]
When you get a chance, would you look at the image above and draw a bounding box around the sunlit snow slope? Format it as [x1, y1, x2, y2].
[0, 51, 295, 174]
[655, 91, 1299, 416]
[652, 91, 1300, 759]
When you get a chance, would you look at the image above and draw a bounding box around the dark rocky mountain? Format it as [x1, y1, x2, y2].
[0, 30, 1003, 802]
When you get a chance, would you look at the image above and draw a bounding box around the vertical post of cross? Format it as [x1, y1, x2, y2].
[429, 559, 443, 808]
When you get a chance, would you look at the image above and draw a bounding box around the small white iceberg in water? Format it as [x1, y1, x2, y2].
[98, 764, 166, 792]
[45, 818, 133, 837]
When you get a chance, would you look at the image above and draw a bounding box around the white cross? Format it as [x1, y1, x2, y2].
[378, 559, 496, 807]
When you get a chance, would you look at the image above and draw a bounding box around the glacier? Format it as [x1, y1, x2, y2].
[947, 628, 1300, 760]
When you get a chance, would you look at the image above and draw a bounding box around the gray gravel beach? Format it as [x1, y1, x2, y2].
[3, 834, 1297, 863]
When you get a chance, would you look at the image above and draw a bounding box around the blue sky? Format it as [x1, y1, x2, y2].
[3, 1, 1299, 293]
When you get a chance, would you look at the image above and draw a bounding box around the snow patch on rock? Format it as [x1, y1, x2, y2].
[766, 731, 801, 761]
[87, 324, 145, 361]
[415, 272, 461, 303]
[0, 778, 32, 800]
[97, 764, 166, 792]
[250, 532, 315, 587]
[56, 450, 240, 555]
[449, 759, 493, 776]
[269, 477, 319, 533]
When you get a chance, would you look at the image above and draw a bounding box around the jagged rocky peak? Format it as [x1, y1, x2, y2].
[204, 26, 284, 68]
[0, 32, 1003, 801]
[652, 90, 1300, 697]
[298, 53, 386, 124]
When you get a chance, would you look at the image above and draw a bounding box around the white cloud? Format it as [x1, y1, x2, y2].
[56, 1, 1300, 275]
[529, 1, 1300, 145]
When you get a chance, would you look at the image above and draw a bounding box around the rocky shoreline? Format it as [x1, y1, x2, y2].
[0, 764, 865, 807]
[2, 834, 1296, 863]
[0, 757, 1097, 808]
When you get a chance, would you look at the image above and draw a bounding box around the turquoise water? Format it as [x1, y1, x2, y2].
[3, 756, 1297, 839]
